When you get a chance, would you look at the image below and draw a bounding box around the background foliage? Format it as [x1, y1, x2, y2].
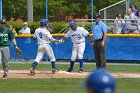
[2, 0, 132, 21]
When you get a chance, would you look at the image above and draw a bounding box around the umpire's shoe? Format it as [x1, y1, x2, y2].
[79, 69, 83, 73]
[30, 68, 35, 75]
[67, 68, 73, 72]
[52, 69, 59, 74]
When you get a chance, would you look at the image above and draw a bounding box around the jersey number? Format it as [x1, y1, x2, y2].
[39, 32, 42, 38]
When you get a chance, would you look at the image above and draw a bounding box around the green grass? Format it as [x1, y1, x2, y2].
[0, 63, 140, 93]
[116, 79, 140, 93]
[0, 63, 140, 73]
[0, 78, 140, 93]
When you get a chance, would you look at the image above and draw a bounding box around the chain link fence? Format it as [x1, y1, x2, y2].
[99, 0, 127, 19]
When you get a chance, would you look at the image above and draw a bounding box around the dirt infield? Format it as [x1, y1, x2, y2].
[0, 70, 140, 79]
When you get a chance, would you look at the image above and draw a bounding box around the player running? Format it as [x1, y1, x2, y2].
[30, 19, 59, 75]
[59, 21, 90, 73]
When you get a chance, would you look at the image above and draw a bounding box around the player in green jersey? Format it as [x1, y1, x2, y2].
[0, 19, 19, 79]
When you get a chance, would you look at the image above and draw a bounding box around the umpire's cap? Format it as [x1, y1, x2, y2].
[86, 69, 116, 93]
[69, 20, 76, 27]
[40, 19, 49, 26]
[0, 19, 6, 25]
[94, 15, 101, 19]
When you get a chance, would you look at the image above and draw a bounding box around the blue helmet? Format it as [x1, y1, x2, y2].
[40, 19, 49, 26]
[69, 20, 76, 27]
[86, 69, 116, 93]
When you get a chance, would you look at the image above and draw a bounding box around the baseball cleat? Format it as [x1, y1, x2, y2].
[30, 68, 35, 75]
[67, 68, 73, 72]
[2, 74, 7, 79]
[79, 69, 83, 73]
[52, 69, 59, 74]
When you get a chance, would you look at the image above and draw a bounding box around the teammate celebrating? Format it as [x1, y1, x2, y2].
[59, 21, 89, 73]
[30, 19, 59, 75]
[0, 19, 21, 79]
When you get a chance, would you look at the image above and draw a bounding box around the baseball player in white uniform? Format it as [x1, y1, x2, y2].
[30, 19, 59, 75]
[59, 21, 89, 73]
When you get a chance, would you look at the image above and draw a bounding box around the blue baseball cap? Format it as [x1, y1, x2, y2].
[86, 69, 116, 93]
[40, 19, 49, 26]
[69, 21, 76, 27]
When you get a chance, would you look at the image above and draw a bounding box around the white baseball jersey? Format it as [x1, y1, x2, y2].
[124, 14, 137, 24]
[34, 27, 52, 45]
[65, 26, 89, 61]
[65, 27, 89, 44]
[19, 27, 30, 34]
[34, 27, 56, 62]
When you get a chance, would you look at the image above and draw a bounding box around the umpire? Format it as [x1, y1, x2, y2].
[90, 15, 107, 69]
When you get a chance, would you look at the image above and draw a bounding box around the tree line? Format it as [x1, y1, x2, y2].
[2, 0, 133, 21]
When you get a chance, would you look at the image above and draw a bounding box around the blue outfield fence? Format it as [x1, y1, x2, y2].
[9, 36, 140, 61]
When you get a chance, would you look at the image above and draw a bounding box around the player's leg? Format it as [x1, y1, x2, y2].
[1, 47, 10, 79]
[98, 41, 106, 68]
[44, 44, 57, 74]
[94, 41, 102, 68]
[30, 45, 44, 75]
[67, 47, 78, 72]
[78, 44, 85, 73]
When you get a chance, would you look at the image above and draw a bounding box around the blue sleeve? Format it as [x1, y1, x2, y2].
[101, 23, 107, 33]
[91, 23, 95, 33]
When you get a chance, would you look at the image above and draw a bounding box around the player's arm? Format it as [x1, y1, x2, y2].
[51, 38, 59, 43]
[89, 26, 94, 46]
[12, 39, 18, 48]
[33, 30, 37, 39]
[88, 34, 93, 42]
[45, 31, 59, 43]
[101, 23, 107, 47]
[58, 30, 70, 43]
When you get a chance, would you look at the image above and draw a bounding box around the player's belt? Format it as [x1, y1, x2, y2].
[75, 41, 84, 44]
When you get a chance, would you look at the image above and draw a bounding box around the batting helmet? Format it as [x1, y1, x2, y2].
[86, 69, 116, 93]
[40, 19, 49, 26]
[0, 19, 6, 25]
[69, 20, 76, 27]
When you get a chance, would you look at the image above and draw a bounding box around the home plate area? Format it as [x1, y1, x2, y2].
[0, 70, 140, 79]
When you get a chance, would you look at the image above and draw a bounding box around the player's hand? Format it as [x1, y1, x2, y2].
[101, 41, 105, 47]
[59, 39, 64, 43]
[54, 41, 60, 44]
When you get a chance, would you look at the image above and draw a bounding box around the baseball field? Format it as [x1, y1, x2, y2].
[0, 63, 140, 93]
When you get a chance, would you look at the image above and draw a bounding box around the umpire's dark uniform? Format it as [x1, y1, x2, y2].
[91, 15, 107, 69]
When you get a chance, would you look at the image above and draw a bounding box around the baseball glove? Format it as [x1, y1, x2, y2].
[16, 47, 23, 56]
